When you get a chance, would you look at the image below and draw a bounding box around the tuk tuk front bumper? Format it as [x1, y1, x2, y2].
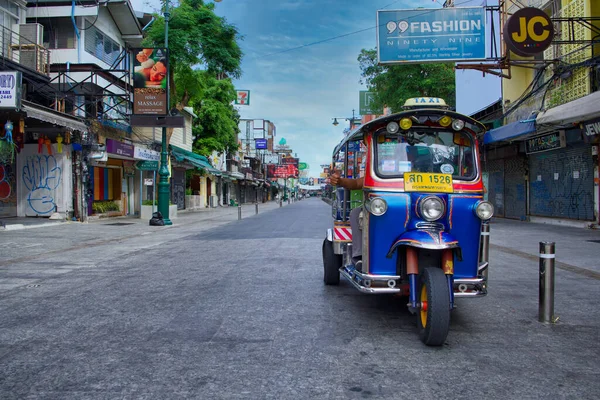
[340, 264, 402, 294]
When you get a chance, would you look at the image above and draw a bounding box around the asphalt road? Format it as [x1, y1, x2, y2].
[0, 198, 599, 399]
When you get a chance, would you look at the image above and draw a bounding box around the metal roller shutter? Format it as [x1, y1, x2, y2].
[504, 157, 527, 220]
[529, 143, 594, 220]
[485, 159, 505, 218]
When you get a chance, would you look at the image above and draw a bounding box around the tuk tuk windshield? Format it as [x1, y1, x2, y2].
[375, 130, 476, 180]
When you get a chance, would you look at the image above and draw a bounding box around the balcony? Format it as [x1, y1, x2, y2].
[0, 24, 49, 76]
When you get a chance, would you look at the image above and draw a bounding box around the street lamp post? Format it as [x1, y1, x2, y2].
[157, 0, 173, 225]
[332, 109, 359, 129]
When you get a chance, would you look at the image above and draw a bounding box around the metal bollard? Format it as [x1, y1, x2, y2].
[255, 203, 258, 215]
[238, 205, 242, 220]
[539, 242, 556, 323]
[279, 199, 282, 207]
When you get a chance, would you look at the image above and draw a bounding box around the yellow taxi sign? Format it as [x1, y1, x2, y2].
[404, 172, 453, 193]
[403, 97, 448, 109]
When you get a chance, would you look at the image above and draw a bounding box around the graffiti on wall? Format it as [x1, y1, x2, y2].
[530, 152, 594, 220]
[22, 155, 62, 215]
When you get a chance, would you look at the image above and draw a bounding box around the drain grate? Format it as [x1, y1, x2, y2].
[105, 222, 135, 226]
[586, 240, 600, 243]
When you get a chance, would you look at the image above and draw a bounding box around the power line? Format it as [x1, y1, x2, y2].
[257, 0, 480, 58]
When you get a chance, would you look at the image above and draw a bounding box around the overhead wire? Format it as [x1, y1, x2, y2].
[257, 0, 482, 58]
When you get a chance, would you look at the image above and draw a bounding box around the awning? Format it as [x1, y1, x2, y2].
[170, 145, 222, 176]
[22, 103, 87, 132]
[483, 120, 536, 145]
[536, 91, 600, 128]
[228, 172, 244, 179]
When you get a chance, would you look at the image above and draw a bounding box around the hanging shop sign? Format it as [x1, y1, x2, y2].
[503, 7, 554, 57]
[134, 146, 160, 161]
[235, 90, 250, 105]
[582, 118, 600, 138]
[136, 160, 159, 171]
[0, 71, 22, 110]
[525, 131, 566, 154]
[132, 48, 168, 115]
[377, 7, 486, 63]
[106, 138, 134, 158]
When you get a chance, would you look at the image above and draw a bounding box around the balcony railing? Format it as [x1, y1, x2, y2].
[0, 25, 49, 76]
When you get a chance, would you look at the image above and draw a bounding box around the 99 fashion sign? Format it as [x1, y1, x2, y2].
[132, 48, 168, 115]
[503, 8, 554, 57]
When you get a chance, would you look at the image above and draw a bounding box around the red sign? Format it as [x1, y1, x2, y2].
[267, 164, 298, 179]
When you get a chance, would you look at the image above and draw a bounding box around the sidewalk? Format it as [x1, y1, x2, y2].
[0, 200, 289, 231]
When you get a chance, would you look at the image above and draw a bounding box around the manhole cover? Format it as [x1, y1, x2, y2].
[105, 222, 135, 226]
[586, 240, 600, 243]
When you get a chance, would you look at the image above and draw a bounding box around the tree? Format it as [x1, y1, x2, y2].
[191, 74, 240, 157]
[143, 0, 243, 110]
[358, 49, 456, 113]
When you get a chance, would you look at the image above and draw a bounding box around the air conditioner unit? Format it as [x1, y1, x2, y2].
[18, 23, 44, 72]
[19, 23, 43, 45]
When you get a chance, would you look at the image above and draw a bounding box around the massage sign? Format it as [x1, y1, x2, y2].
[132, 48, 168, 115]
[503, 7, 554, 57]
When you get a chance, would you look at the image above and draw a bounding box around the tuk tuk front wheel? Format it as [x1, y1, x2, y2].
[417, 267, 451, 346]
[322, 238, 342, 285]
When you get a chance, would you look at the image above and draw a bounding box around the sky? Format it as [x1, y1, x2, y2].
[130, 0, 501, 179]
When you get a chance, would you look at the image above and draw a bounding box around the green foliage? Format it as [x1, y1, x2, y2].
[143, 0, 243, 108]
[92, 201, 120, 214]
[358, 48, 456, 113]
[192, 76, 240, 156]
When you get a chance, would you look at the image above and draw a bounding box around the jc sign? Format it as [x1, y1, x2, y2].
[503, 7, 554, 57]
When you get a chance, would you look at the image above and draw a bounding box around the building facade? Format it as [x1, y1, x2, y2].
[482, 0, 600, 225]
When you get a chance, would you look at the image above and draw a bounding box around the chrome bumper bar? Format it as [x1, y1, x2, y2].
[453, 261, 488, 298]
[340, 265, 401, 294]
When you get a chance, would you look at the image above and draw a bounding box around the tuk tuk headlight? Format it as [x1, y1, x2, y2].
[452, 119, 465, 131]
[420, 196, 445, 221]
[474, 201, 494, 220]
[366, 197, 387, 216]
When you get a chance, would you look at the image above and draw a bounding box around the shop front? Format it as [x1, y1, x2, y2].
[89, 138, 137, 217]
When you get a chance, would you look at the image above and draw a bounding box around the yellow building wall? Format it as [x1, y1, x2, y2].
[502, 0, 595, 119]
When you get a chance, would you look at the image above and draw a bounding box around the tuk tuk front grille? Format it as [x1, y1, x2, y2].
[415, 222, 444, 231]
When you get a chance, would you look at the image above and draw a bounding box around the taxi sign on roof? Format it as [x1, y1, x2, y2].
[403, 97, 448, 109]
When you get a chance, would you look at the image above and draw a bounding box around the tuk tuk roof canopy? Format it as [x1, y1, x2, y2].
[333, 109, 487, 156]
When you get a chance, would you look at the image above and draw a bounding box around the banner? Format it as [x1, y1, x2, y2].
[132, 48, 168, 115]
[377, 7, 486, 63]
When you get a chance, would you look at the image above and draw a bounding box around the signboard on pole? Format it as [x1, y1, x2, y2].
[132, 48, 168, 115]
[0, 71, 22, 110]
[136, 160, 159, 170]
[359, 91, 380, 115]
[255, 138, 267, 149]
[377, 7, 486, 64]
[235, 90, 250, 105]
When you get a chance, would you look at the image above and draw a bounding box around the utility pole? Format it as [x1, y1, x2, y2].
[157, 0, 173, 225]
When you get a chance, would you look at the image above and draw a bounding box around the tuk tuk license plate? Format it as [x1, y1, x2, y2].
[403, 173, 453, 193]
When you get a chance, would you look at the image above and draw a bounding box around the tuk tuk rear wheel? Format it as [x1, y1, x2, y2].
[322, 238, 342, 285]
[417, 267, 450, 346]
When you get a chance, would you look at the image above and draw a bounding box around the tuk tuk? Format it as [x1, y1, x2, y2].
[323, 97, 493, 346]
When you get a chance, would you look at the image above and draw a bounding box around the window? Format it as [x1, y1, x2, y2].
[84, 25, 121, 66]
[375, 130, 475, 180]
[0, 0, 19, 31]
[42, 18, 76, 49]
